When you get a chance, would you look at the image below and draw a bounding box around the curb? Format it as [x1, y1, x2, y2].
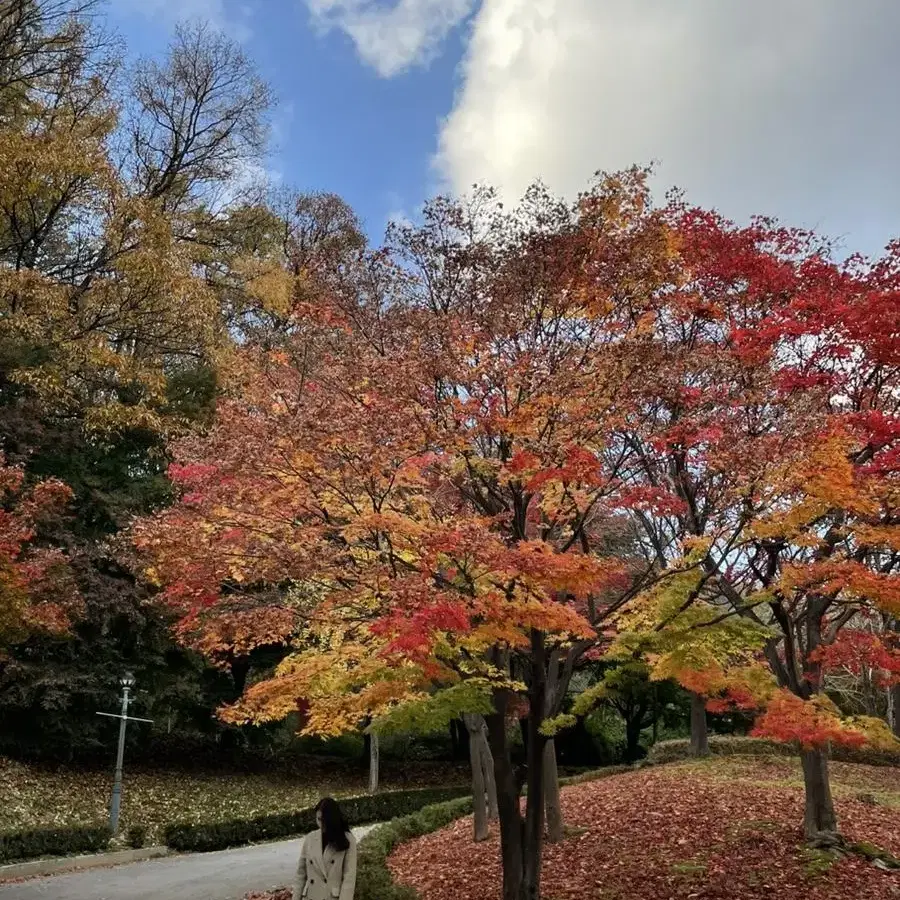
[0, 845, 170, 881]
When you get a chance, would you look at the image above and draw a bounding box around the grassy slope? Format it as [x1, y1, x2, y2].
[0, 756, 467, 845]
[681, 755, 900, 809]
[388, 756, 900, 900]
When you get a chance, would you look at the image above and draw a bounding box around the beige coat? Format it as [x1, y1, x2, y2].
[293, 829, 357, 900]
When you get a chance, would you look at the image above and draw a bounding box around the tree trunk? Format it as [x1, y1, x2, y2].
[464, 713, 490, 840]
[484, 744, 499, 819]
[800, 747, 837, 840]
[625, 715, 643, 762]
[485, 647, 548, 898]
[450, 717, 471, 761]
[543, 740, 564, 843]
[476, 718, 499, 819]
[522, 631, 548, 900]
[368, 730, 379, 794]
[889, 684, 900, 738]
[689, 692, 709, 757]
[486, 708, 525, 900]
[483, 634, 550, 900]
[518, 716, 529, 757]
[469, 720, 489, 840]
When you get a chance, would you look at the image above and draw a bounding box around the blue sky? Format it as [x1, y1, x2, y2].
[107, 0, 900, 256]
[106, 0, 473, 241]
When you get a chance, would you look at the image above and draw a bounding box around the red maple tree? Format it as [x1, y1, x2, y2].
[623, 207, 900, 839]
[0, 455, 79, 650]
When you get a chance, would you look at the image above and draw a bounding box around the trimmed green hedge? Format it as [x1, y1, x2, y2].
[832, 743, 900, 767]
[165, 785, 471, 853]
[0, 823, 111, 864]
[558, 763, 641, 786]
[648, 736, 900, 767]
[355, 796, 474, 900]
[648, 737, 791, 764]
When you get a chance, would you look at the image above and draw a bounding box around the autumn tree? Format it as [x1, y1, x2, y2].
[135, 167, 899, 890]
[0, 0, 113, 120]
[620, 209, 900, 842]
[210, 187, 366, 347]
[0, 1, 284, 760]
[814, 618, 900, 728]
[135, 171, 680, 900]
[0, 454, 78, 651]
[737, 234, 900, 840]
[0, 8, 274, 528]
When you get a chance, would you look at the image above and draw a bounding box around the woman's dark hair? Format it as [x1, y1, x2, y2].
[316, 797, 350, 851]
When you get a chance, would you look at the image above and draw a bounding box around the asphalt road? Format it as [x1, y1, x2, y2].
[0, 824, 378, 900]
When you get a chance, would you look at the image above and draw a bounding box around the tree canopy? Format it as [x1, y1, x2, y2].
[135, 169, 900, 894]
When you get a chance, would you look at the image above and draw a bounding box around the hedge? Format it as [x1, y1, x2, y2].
[355, 796, 475, 900]
[648, 736, 900, 767]
[558, 763, 642, 786]
[165, 784, 471, 853]
[0, 823, 111, 864]
[126, 824, 148, 849]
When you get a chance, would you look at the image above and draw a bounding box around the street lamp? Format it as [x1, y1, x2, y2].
[96, 672, 152, 834]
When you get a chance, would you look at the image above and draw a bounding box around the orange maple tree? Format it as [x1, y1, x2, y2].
[135, 171, 681, 900]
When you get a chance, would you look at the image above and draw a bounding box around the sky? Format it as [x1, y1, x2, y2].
[106, 0, 900, 256]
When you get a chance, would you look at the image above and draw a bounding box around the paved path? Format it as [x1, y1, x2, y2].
[0, 824, 379, 900]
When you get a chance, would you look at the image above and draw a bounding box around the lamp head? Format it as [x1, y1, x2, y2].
[120, 672, 136, 689]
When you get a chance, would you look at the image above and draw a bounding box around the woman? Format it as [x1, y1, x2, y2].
[294, 797, 357, 900]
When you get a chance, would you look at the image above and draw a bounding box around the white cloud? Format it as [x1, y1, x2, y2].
[305, 0, 477, 77]
[433, 0, 900, 255]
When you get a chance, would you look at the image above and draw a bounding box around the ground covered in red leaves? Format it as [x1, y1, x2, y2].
[388, 757, 900, 900]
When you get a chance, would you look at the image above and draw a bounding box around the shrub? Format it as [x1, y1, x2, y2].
[647, 735, 900, 767]
[648, 737, 791, 764]
[0, 823, 110, 864]
[355, 796, 474, 900]
[828, 743, 900, 767]
[126, 824, 148, 849]
[558, 763, 641, 786]
[380, 730, 456, 763]
[165, 785, 470, 853]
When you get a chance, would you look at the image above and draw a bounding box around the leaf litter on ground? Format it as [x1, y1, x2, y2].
[0, 755, 467, 846]
[387, 757, 900, 900]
